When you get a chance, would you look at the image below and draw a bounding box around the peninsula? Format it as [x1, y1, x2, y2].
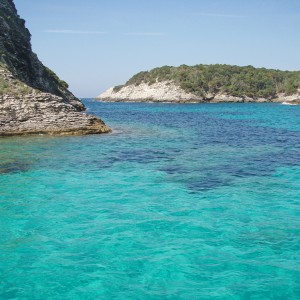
[0, 0, 110, 136]
[98, 64, 300, 104]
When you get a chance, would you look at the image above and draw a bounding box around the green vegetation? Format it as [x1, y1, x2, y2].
[115, 64, 300, 98]
[0, 76, 9, 94]
[0, 76, 32, 96]
[0, 64, 69, 98]
[44, 67, 69, 89]
[0, 78, 32, 96]
[0, 65, 33, 96]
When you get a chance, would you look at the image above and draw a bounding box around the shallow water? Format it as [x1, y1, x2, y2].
[0, 101, 300, 299]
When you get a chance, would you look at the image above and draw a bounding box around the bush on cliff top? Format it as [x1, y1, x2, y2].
[114, 64, 300, 99]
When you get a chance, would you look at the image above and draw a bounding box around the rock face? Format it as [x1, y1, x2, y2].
[281, 94, 300, 105]
[98, 81, 300, 104]
[0, 0, 110, 136]
[99, 81, 203, 102]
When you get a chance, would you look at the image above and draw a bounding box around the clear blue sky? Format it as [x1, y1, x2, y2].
[14, 0, 300, 97]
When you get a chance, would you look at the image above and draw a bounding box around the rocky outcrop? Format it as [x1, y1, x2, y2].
[0, 66, 110, 135]
[98, 81, 203, 102]
[0, 0, 110, 136]
[97, 81, 299, 104]
[0, 0, 73, 99]
[280, 94, 300, 105]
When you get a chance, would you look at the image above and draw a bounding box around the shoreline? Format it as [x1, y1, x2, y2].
[97, 84, 300, 105]
[95, 98, 293, 104]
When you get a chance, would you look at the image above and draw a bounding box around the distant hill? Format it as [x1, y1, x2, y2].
[98, 64, 300, 104]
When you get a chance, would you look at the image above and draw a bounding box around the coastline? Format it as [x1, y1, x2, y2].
[97, 81, 300, 105]
[0, 0, 111, 137]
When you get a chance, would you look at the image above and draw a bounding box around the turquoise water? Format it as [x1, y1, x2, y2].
[1, 101, 300, 299]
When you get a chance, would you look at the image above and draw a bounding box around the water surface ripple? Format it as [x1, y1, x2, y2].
[0, 101, 300, 299]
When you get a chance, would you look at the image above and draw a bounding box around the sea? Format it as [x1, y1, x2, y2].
[0, 100, 300, 299]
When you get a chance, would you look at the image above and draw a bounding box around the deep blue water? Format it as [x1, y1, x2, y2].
[0, 100, 300, 299]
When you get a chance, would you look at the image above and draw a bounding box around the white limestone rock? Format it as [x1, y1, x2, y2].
[97, 81, 203, 102]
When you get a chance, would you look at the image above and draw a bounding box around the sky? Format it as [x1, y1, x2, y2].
[14, 0, 300, 97]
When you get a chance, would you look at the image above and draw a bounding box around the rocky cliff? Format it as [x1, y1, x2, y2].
[0, 0, 110, 136]
[98, 82, 300, 104]
[97, 64, 300, 104]
[99, 81, 203, 103]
